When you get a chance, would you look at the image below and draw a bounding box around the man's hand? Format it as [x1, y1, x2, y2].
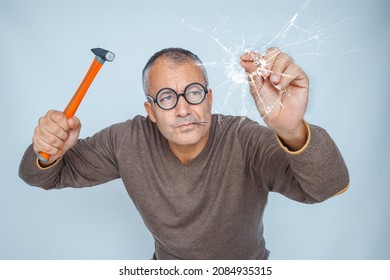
[32, 110, 81, 166]
[240, 47, 309, 151]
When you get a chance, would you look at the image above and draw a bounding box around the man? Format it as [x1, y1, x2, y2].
[19, 47, 349, 259]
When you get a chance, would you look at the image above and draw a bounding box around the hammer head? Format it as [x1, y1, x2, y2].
[91, 48, 115, 62]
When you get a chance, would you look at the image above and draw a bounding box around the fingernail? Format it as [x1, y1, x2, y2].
[271, 74, 278, 83]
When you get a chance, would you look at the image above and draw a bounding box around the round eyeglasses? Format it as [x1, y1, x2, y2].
[147, 82, 208, 110]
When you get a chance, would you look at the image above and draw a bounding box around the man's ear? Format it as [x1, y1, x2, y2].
[207, 88, 213, 105]
[144, 101, 156, 123]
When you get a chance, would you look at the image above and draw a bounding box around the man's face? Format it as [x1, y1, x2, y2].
[144, 58, 213, 148]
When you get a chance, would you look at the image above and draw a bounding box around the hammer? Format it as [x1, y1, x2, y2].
[37, 48, 115, 162]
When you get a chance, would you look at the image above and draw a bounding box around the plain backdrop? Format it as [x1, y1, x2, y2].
[1, 0, 389, 259]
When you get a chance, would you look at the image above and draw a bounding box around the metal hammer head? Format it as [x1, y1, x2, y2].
[91, 48, 115, 62]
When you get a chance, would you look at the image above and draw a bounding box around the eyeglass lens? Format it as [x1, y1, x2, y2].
[157, 83, 206, 109]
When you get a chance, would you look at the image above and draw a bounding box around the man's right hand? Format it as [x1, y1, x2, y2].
[32, 110, 81, 166]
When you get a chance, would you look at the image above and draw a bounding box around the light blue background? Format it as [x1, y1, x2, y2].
[1, 0, 389, 259]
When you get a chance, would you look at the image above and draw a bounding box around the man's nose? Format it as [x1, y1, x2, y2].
[175, 95, 191, 117]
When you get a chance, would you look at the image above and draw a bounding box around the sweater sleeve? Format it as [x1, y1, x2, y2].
[18, 122, 124, 190]
[241, 120, 349, 203]
[280, 123, 350, 202]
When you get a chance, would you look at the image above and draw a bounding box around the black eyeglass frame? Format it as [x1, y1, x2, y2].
[147, 82, 208, 110]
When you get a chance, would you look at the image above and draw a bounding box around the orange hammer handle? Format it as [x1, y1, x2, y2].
[63, 57, 104, 118]
[37, 57, 105, 163]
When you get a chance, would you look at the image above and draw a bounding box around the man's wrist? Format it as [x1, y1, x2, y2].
[275, 121, 309, 152]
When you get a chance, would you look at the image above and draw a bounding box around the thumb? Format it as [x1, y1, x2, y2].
[240, 52, 264, 74]
[67, 116, 81, 130]
[61, 116, 81, 154]
[239, 59, 258, 74]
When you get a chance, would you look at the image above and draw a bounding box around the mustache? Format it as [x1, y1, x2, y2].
[173, 116, 208, 127]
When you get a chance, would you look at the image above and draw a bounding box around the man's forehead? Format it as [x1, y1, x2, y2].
[148, 58, 205, 89]
[152, 56, 199, 70]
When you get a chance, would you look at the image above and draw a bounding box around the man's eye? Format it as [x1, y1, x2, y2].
[159, 94, 175, 103]
[162, 96, 172, 101]
[186, 90, 203, 102]
[187, 90, 201, 96]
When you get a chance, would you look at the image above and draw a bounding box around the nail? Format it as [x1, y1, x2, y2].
[262, 69, 269, 77]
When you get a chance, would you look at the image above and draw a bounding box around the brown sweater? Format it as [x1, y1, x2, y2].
[19, 114, 349, 259]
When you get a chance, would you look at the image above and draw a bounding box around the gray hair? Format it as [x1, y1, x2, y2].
[142, 48, 209, 97]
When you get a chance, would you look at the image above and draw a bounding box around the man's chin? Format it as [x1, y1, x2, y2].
[171, 138, 200, 147]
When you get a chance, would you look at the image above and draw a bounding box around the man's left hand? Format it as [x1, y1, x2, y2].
[240, 47, 309, 151]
